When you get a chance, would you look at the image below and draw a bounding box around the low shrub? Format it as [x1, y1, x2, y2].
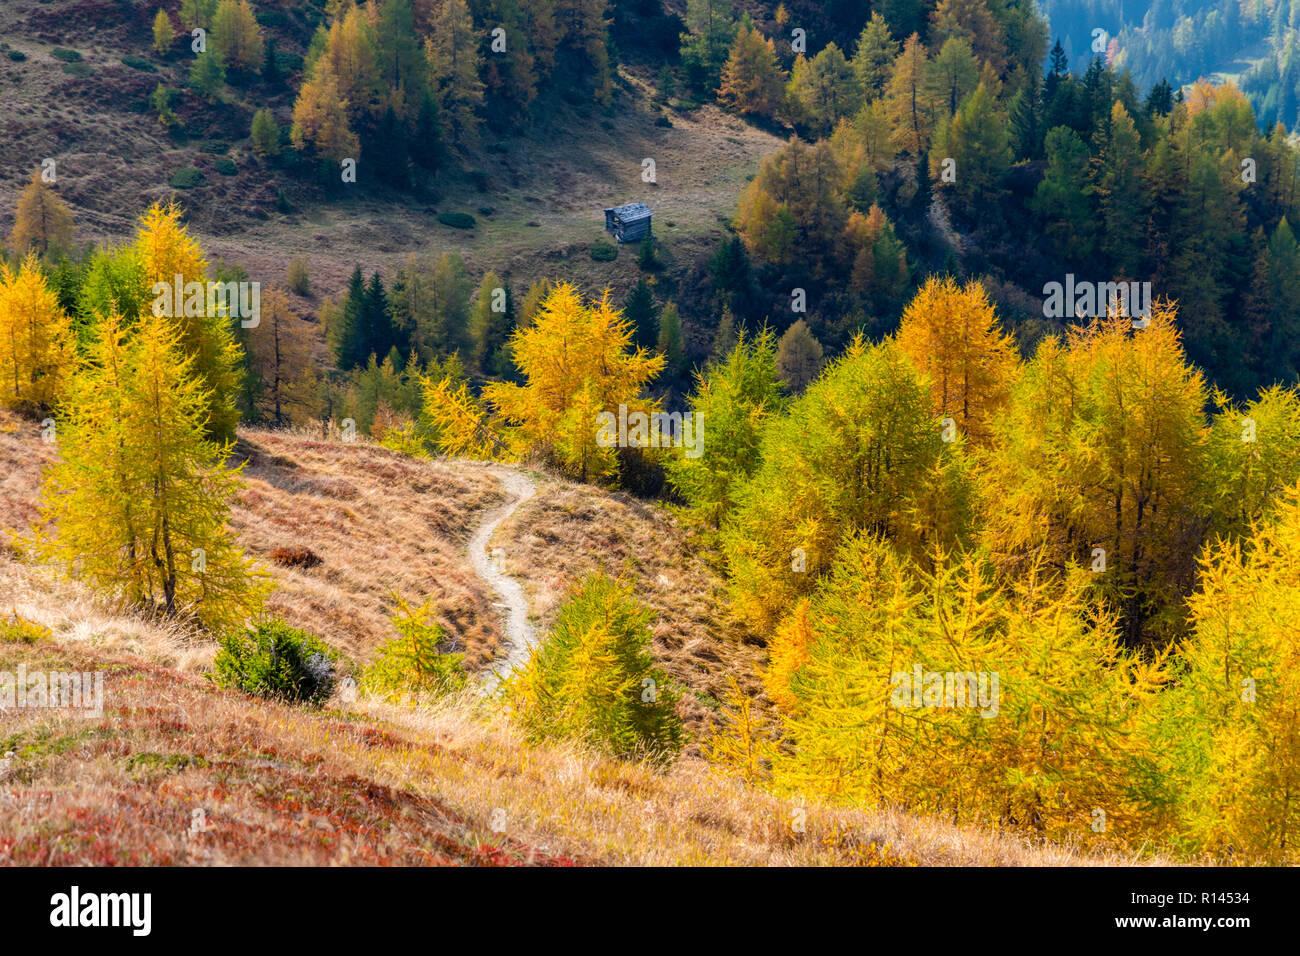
[589, 239, 618, 262]
[361, 597, 466, 702]
[286, 257, 311, 296]
[0, 613, 52, 645]
[121, 54, 155, 72]
[212, 620, 341, 705]
[437, 211, 476, 229]
[213, 157, 238, 176]
[268, 546, 322, 569]
[169, 167, 205, 189]
[51, 48, 82, 62]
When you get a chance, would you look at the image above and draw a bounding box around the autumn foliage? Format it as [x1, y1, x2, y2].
[423, 283, 663, 483]
[0, 255, 77, 416]
[710, 287, 1300, 861]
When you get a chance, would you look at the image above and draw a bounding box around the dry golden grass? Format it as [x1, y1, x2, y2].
[2, 412, 506, 667]
[0, 595, 1157, 866]
[231, 427, 505, 667]
[0, 410, 53, 543]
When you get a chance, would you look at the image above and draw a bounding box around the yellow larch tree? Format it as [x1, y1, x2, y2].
[895, 275, 1019, 445]
[10, 168, 75, 257]
[707, 675, 777, 786]
[34, 310, 266, 633]
[1156, 487, 1300, 862]
[0, 255, 77, 416]
[768, 535, 1167, 844]
[153, 9, 176, 54]
[884, 33, 934, 156]
[717, 18, 785, 120]
[212, 0, 264, 73]
[480, 283, 664, 484]
[420, 375, 505, 460]
[245, 287, 316, 426]
[291, 59, 362, 162]
[980, 301, 1208, 648]
[133, 200, 245, 443]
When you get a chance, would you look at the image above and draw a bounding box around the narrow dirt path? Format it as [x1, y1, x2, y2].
[468, 466, 538, 688]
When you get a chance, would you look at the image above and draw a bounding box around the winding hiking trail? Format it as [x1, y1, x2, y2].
[469, 466, 538, 688]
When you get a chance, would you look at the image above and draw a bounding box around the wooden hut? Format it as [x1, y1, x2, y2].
[603, 202, 653, 243]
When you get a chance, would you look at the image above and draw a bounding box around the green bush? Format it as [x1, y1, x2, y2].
[169, 167, 206, 189]
[361, 597, 466, 702]
[250, 108, 280, 158]
[51, 48, 82, 62]
[213, 157, 238, 176]
[150, 83, 177, 127]
[121, 54, 155, 72]
[437, 211, 476, 229]
[590, 239, 618, 262]
[212, 620, 341, 705]
[505, 572, 682, 763]
[8, 50, 27, 62]
[286, 257, 310, 296]
[61, 62, 92, 76]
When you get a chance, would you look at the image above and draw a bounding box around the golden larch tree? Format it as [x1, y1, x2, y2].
[1160, 487, 1300, 863]
[717, 18, 785, 120]
[245, 287, 316, 426]
[133, 200, 246, 443]
[479, 283, 664, 483]
[884, 33, 934, 156]
[152, 8, 176, 54]
[10, 168, 75, 257]
[291, 59, 361, 161]
[425, 0, 485, 150]
[895, 275, 1019, 444]
[212, 0, 265, 72]
[34, 310, 266, 632]
[0, 255, 77, 416]
[980, 302, 1208, 647]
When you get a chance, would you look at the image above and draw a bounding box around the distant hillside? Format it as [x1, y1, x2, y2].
[1041, 0, 1300, 128]
[0, 0, 781, 307]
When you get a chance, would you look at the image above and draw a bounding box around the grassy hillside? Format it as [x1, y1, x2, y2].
[3, 410, 759, 706]
[0, 408, 1156, 865]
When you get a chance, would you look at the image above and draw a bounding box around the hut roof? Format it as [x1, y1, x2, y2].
[605, 202, 652, 221]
